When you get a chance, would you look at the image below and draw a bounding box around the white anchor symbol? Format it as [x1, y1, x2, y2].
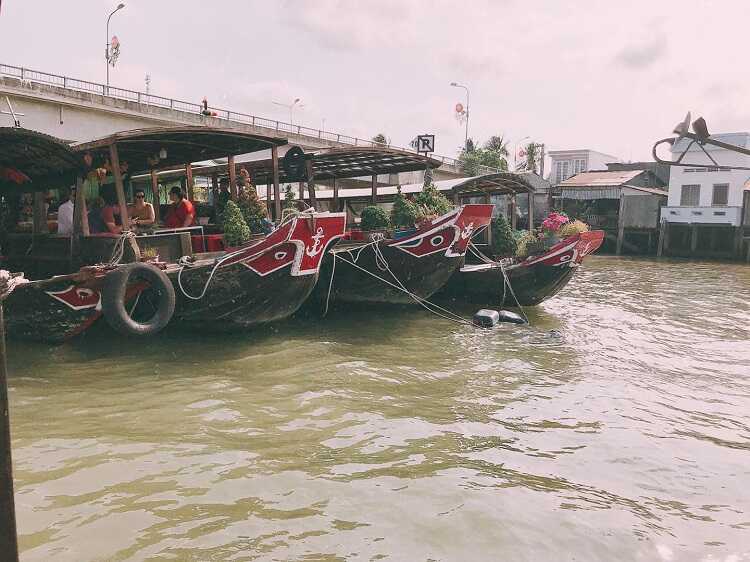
[305, 227, 325, 257]
[460, 222, 475, 240]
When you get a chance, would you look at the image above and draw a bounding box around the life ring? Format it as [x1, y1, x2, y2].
[101, 263, 176, 336]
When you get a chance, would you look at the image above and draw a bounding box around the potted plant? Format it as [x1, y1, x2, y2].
[360, 205, 391, 241]
[222, 200, 251, 247]
[390, 187, 419, 239]
[237, 188, 268, 234]
[540, 211, 570, 249]
[490, 215, 517, 258]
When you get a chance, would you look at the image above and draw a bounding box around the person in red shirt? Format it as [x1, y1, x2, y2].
[163, 186, 196, 229]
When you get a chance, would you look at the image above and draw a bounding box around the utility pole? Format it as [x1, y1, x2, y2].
[450, 82, 470, 150]
[105, 3, 125, 93]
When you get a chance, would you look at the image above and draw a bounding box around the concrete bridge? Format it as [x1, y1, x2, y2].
[0, 63, 482, 183]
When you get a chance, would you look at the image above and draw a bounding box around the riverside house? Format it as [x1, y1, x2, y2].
[658, 132, 750, 259]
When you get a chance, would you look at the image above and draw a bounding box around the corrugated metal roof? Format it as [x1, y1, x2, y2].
[558, 170, 642, 187]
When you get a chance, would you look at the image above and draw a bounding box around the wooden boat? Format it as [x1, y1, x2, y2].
[438, 230, 605, 306]
[318, 204, 494, 305]
[0, 126, 345, 342]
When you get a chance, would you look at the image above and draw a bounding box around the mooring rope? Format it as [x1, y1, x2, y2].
[334, 240, 475, 328]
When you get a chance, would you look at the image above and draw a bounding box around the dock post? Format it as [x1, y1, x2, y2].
[690, 224, 699, 254]
[657, 220, 666, 257]
[0, 294, 19, 562]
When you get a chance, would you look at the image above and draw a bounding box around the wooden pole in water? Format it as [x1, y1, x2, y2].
[108, 144, 130, 231]
[616, 194, 626, 255]
[150, 170, 160, 223]
[271, 146, 281, 220]
[0, 301, 19, 562]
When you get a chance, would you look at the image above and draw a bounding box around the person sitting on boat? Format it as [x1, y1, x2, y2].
[100, 189, 126, 234]
[128, 188, 155, 230]
[56, 186, 76, 236]
[217, 178, 231, 210]
[163, 186, 195, 229]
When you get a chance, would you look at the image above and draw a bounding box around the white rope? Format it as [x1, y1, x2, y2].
[176, 245, 248, 301]
[335, 244, 474, 327]
[107, 231, 137, 265]
[323, 250, 336, 317]
[499, 260, 529, 324]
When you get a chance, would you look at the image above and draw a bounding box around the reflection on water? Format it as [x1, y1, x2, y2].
[7, 256, 750, 561]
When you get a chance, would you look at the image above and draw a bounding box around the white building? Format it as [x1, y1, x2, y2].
[662, 132, 750, 227]
[547, 149, 621, 185]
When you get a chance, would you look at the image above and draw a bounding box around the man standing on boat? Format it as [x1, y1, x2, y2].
[164, 186, 195, 229]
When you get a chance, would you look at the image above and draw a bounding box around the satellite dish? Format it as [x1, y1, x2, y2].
[282, 146, 308, 181]
[673, 112, 691, 136]
[692, 116, 710, 141]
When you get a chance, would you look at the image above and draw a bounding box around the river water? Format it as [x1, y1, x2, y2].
[6, 256, 750, 561]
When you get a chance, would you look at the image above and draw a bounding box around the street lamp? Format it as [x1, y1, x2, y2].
[450, 81, 470, 150]
[272, 98, 303, 128]
[105, 3, 125, 93]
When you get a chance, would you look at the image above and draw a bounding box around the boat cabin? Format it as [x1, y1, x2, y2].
[0, 126, 287, 279]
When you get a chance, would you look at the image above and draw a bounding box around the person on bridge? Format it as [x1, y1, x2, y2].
[163, 186, 195, 229]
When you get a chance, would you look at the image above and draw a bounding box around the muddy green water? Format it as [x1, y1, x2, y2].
[6, 256, 750, 561]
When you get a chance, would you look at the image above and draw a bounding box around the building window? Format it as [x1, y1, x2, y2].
[573, 158, 586, 174]
[712, 184, 729, 206]
[555, 160, 571, 183]
[680, 184, 700, 206]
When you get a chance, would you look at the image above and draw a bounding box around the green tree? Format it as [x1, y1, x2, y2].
[222, 200, 251, 246]
[458, 134, 509, 175]
[516, 142, 542, 174]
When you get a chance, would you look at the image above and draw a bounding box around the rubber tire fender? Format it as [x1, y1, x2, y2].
[101, 263, 176, 336]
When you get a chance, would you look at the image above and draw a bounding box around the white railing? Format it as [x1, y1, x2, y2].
[662, 206, 742, 226]
[0, 62, 500, 175]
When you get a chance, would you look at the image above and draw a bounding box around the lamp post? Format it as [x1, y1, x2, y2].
[450, 82, 470, 150]
[105, 3, 125, 93]
[272, 98, 302, 128]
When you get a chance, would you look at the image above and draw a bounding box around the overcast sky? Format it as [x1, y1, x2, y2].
[1, 0, 749, 163]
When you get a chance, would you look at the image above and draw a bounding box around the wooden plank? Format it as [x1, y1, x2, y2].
[228, 155, 237, 200]
[73, 176, 89, 237]
[108, 143, 130, 232]
[371, 174, 377, 204]
[272, 145, 281, 219]
[332, 177, 339, 212]
[150, 170, 160, 223]
[306, 160, 317, 209]
[185, 164, 194, 201]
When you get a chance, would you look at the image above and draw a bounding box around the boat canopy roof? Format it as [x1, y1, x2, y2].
[449, 172, 535, 195]
[72, 126, 287, 175]
[158, 145, 443, 183]
[0, 127, 82, 193]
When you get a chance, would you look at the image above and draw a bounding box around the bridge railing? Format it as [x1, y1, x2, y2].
[0, 63, 501, 175]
